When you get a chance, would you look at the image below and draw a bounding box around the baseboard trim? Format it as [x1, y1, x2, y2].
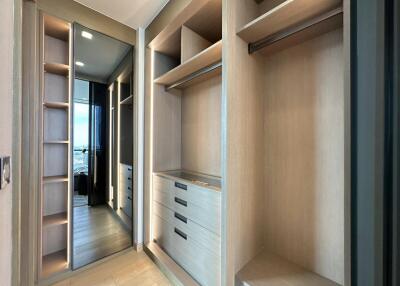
[144, 242, 199, 286]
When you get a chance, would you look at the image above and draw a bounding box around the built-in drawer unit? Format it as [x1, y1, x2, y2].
[153, 174, 221, 235]
[152, 172, 221, 285]
[120, 164, 133, 218]
[153, 214, 220, 286]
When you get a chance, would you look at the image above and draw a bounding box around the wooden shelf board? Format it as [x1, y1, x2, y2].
[41, 249, 68, 278]
[44, 62, 69, 76]
[120, 95, 133, 105]
[43, 212, 68, 228]
[43, 101, 69, 109]
[236, 250, 340, 286]
[43, 175, 68, 184]
[154, 40, 222, 86]
[44, 14, 70, 42]
[237, 0, 342, 44]
[44, 140, 69, 144]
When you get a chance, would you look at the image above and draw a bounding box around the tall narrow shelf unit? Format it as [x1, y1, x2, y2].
[39, 13, 71, 279]
[146, 0, 350, 285]
[146, 0, 223, 285]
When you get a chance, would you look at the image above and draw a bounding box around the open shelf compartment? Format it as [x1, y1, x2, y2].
[154, 40, 222, 88]
[237, 250, 340, 286]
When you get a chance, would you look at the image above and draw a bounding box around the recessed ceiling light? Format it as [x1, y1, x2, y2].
[75, 61, 84, 67]
[81, 31, 93, 40]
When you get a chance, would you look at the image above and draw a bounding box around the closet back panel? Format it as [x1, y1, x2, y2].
[44, 108, 68, 141]
[43, 182, 68, 216]
[43, 144, 68, 177]
[153, 84, 182, 172]
[44, 73, 69, 103]
[263, 29, 344, 284]
[44, 35, 68, 64]
[181, 75, 221, 176]
[43, 225, 67, 255]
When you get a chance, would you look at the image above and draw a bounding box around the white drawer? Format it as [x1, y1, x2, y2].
[121, 193, 132, 218]
[153, 201, 220, 256]
[120, 164, 132, 180]
[153, 175, 221, 235]
[153, 214, 221, 286]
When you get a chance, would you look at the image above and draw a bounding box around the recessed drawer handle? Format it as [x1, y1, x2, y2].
[128, 187, 131, 190]
[175, 182, 187, 190]
[174, 197, 187, 207]
[128, 168, 132, 171]
[174, 228, 187, 240]
[128, 177, 132, 181]
[174, 212, 187, 223]
[128, 196, 132, 201]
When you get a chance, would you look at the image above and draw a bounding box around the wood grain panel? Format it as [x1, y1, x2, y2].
[43, 144, 68, 177]
[181, 75, 221, 176]
[181, 26, 211, 63]
[44, 73, 69, 103]
[43, 182, 68, 216]
[44, 35, 68, 65]
[263, 29, 344, 284]
[223, 1, 266, 285]
[43, 108, 68, 141]
[43, 224, 67, 256]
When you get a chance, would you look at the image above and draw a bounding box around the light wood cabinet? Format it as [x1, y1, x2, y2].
[152, 173, 221, 285]
[145, 0, 350, 285]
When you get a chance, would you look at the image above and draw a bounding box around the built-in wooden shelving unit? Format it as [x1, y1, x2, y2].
[237, 0, 342, 55]
[154, 40, 222, 88]
[39, 13, 71, 279]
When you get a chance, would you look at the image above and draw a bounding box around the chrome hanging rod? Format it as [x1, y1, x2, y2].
[165, 61, 222, 91]
[249, 6, 343, 54]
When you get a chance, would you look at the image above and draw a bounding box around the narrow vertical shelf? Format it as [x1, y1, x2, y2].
[39, 12, 71, 279]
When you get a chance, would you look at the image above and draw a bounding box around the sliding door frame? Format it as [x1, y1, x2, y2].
[351, 0, 400, 285]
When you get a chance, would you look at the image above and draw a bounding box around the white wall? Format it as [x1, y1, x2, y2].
[0, 0, 14, 284]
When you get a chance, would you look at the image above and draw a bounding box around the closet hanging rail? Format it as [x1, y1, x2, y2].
[165, 61, 222, 91]
[248, 6, 343, 54]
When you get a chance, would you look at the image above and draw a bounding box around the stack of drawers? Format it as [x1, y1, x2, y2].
[120, 164, 133, 218]
[152, 173, 221, 286]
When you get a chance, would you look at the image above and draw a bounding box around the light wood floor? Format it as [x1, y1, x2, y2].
[52, 251, 172, 286]
[73, 205, 132, 269]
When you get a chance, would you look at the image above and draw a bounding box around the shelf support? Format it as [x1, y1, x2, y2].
[165, 61, 222, 91]
[248, 6, 343, 54]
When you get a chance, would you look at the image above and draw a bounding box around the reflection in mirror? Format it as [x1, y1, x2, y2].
[72, 23, 134, 269]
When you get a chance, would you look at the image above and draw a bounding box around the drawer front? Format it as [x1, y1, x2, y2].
[153, 214, 221, 286]
[153, 201, 220, 256]
[120, 182, 132, 196]
[121, 193, 132, 218]
[153, 185, 220, 235]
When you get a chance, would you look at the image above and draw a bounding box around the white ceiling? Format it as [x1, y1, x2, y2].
[73, 0, 169, 29]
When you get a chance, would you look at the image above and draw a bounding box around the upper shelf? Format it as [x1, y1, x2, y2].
[154, 40, 222, 86]
[44, 14, 70, 42]
[237, 0, 342, 44]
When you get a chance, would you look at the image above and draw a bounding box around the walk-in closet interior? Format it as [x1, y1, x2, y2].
[144, 0, 350, 285]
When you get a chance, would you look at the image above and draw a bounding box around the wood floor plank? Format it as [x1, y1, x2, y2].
[52, 251, 171, 286]
[73, 205, 132, 269]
